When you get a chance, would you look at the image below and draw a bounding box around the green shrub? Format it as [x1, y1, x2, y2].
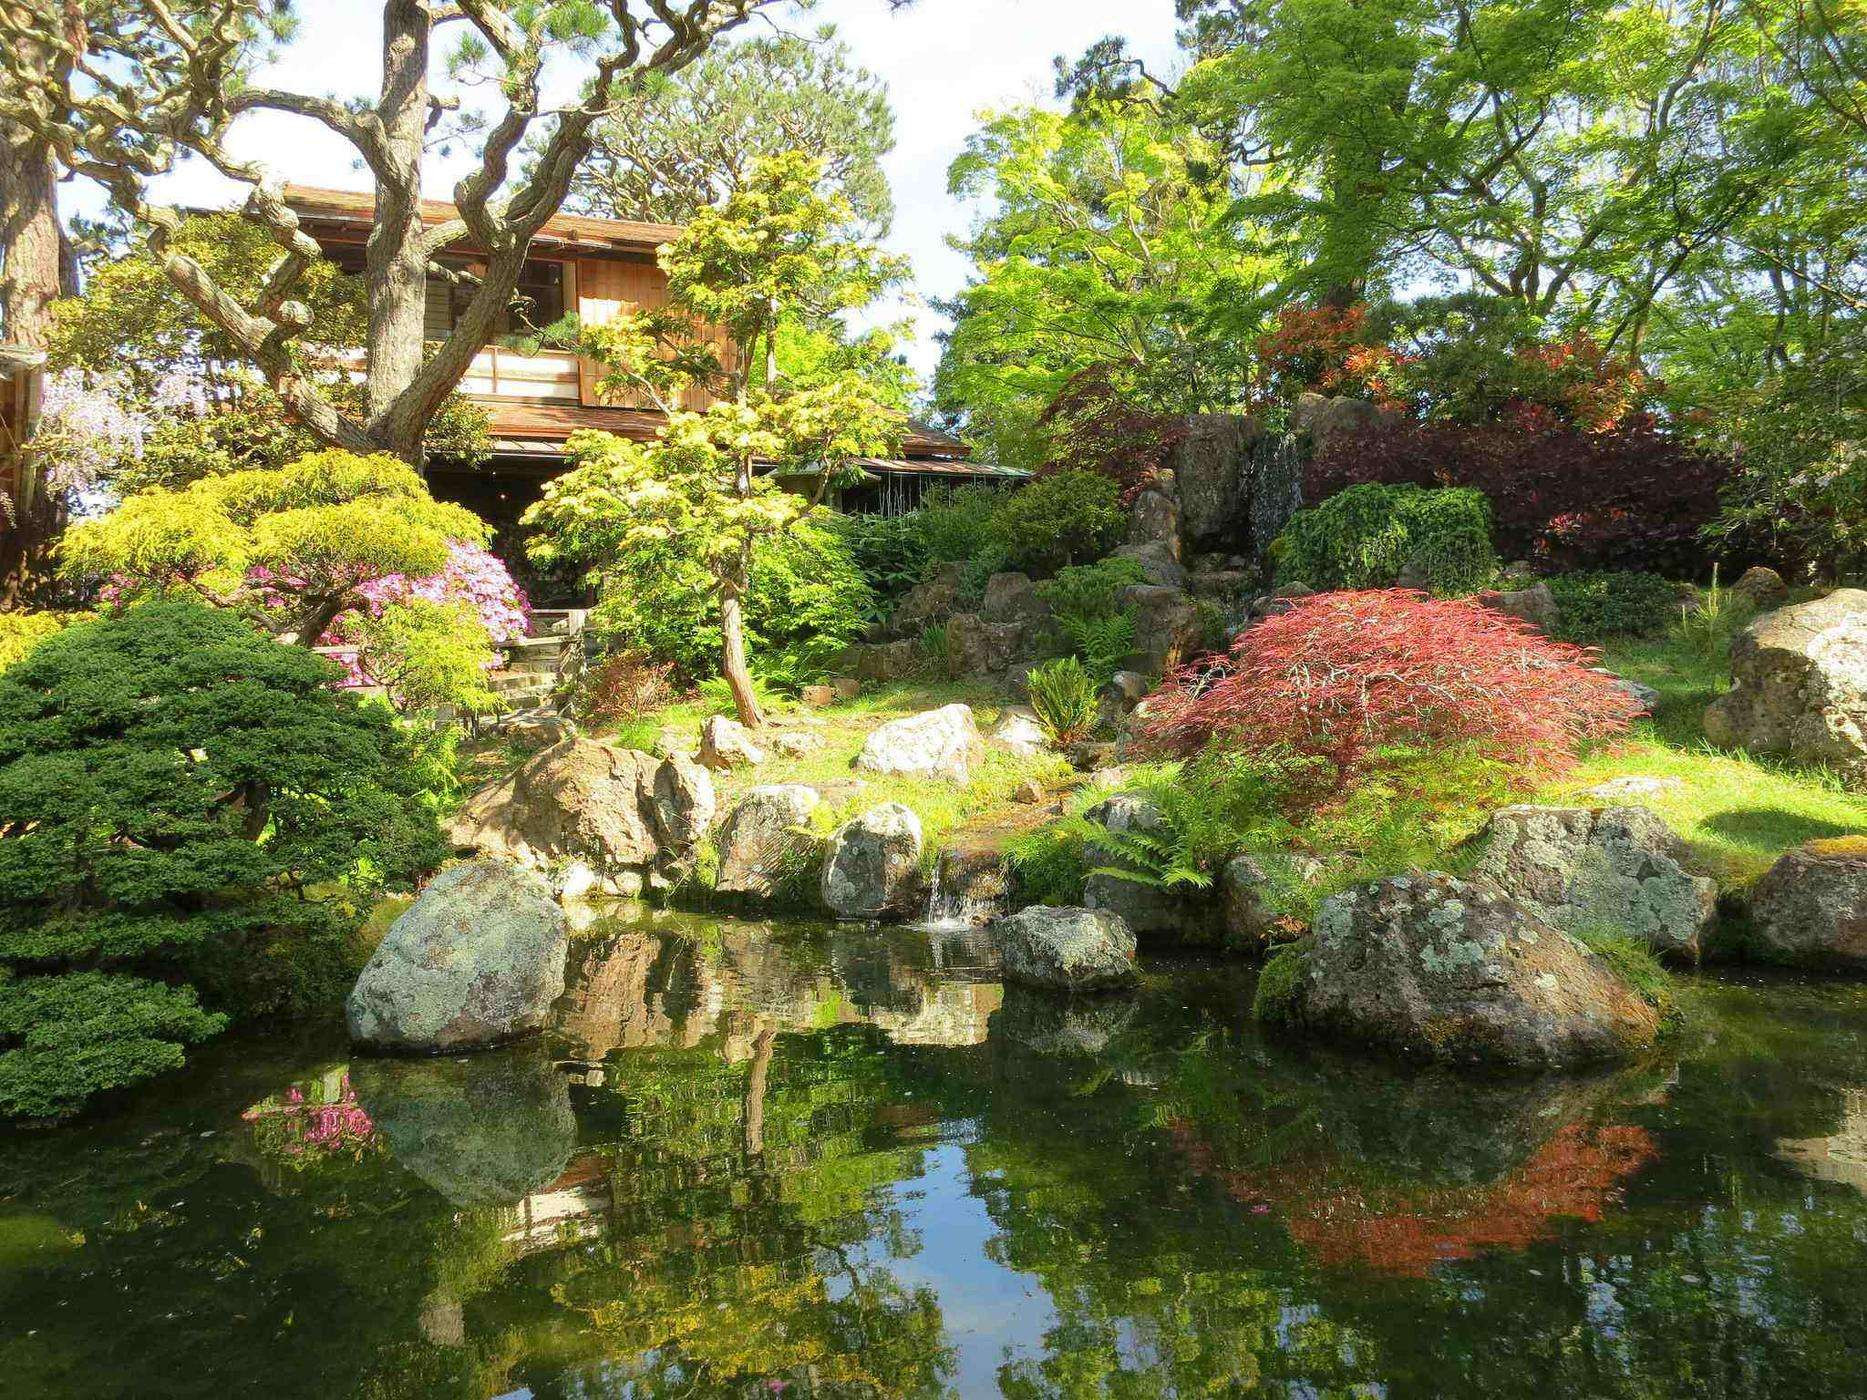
[826, 511, 931, 602]
[348, 596, 501, 713]
[1042, 558, 1146, 675]
[590, 518, 878, 682]
[0, 600, 446, 1119]
[1040, 557, 1147, 679]
[991, 470, 1125, 575]
[1027, 656, 1101, 746]
[1673, 564, 1756, 663]
[1547, 570, 1678, 642]
[913, 484, 1008, 569]
[1275, 483, 1496, 594]
[1006, 825, 1090, 906]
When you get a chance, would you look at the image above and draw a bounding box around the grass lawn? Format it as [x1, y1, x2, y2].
[1538, 634, 1867, 888]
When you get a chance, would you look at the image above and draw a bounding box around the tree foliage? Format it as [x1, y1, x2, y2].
[1137, 589, 1642, 796]
[568, 27, 896, 232]
[0, 600, 444, 1118]
[60, 449, 492, 648]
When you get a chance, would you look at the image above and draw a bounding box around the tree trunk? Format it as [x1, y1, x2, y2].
[719, 565, 765, 729]
[364, 0, 436, 465]
[0, 117, 71, 605]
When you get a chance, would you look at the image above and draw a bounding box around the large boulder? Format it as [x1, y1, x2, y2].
[1704, 588, 1867, 776]
[1291, 392, 1401, 449]
[993, 905, 1139, 992]
[1171, 413, 1259, 550]
[1126, 486, 1181, 553]
[988, 706, 1048, 756]
[1263, 872, 1663, 1071]
[820, 802, 925, 920]
[944, 612, 1025, 677]
[1476, 582, 1560, 635]
[845, 638, 923, 683]
[1745, 838, 1867, 971]
[1117, 584, 1203, 678]
[347, 859, 568, 1052]
[715, 785, 824, 904]
[1467, 805, 1718, 961]
[445, 737, 713, 895]
[350, 1049, 576, 1207]
[1112, 541, 1188, 590]
[697, 714, 766, 770]
[855, 703, 983, 785]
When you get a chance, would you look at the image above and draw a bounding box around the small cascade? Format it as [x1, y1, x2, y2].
[1245, 429, 1307, 562]
[915, 846, 1009, 931]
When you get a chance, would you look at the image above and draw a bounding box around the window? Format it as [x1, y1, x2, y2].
[422, 257, 565, 343]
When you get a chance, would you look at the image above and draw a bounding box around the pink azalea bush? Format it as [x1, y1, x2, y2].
[317, 540, 531, 687]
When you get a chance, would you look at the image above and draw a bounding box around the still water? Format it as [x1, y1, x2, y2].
[5, 908, 1867, 1398]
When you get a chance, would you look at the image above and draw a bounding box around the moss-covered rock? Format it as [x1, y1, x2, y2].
[1260, 872, 1662, 1072]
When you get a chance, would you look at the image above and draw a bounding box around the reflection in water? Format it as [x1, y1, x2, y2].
[6, 923, 1867, 1396]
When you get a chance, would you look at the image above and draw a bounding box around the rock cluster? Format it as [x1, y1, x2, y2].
[347, 859, 568, 1052]
[445, 738, 714, 896]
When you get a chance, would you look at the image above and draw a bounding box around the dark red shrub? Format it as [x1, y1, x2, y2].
[1036, 365, 1189, 504]
[1306, 420, 1729, 575]
[1137, 589, 1640, 792]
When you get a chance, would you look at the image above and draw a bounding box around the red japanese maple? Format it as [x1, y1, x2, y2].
[1136, 589, 1640, 792]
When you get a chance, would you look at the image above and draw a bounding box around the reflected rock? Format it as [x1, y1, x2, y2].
[993, 987, 1137, 1057]
[1169, 1054, 1660, 1276]
[352, 1049, 576, 1207]
[1780, 1087, 1867, 1193]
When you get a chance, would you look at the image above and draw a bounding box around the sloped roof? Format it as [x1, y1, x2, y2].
[282, 183, 683, 255]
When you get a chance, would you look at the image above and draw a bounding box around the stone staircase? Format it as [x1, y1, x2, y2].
[486, 608, 585, 713]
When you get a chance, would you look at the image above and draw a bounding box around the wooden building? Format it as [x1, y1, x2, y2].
[283, 186, 1016, 574]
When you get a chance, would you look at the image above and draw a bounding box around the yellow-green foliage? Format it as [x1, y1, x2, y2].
[0, 611, 83, 671]
[60, 450, 488, 640]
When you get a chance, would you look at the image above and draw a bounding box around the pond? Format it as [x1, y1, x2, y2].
[5, 909, 1867, 1398]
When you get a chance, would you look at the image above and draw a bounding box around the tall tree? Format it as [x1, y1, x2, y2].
[528, 152, 903, 726]
[567, 27, 896, 233]
[0, 2, 839, 467]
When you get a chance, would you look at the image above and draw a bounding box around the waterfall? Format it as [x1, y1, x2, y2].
[915, 847, 1008, 930]
[1246, 430, 1307, 563]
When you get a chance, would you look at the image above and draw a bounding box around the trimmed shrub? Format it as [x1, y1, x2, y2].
[1136, 589, 1641, 796]
[1275, 483, 1495, 595]
[1027, 656, 1101, 746]
[0, 600, 445, 1118]
[991, 470, 1125, 576]
[1546, 571, 1678, 643]
[1306, 420, 1728, 575]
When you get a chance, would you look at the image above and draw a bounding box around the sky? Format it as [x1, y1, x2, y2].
[101, 0, 1184, 381]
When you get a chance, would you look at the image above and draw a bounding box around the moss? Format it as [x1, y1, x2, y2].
[1572, 925, 1676, 1022]
[1806, 835, 1867, 860]
[1251, 942, 1310, 1026]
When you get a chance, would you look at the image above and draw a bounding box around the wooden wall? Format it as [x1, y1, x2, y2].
[573, 257, 735, 411]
